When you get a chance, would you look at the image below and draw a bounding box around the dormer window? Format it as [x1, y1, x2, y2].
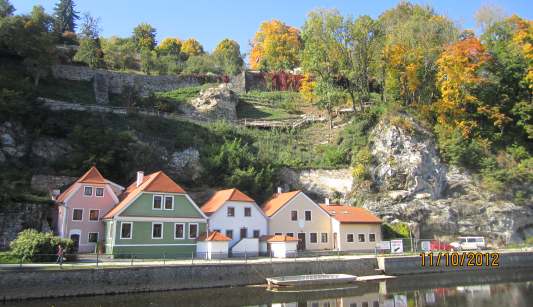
[83, 186, 93, 196]
[95, 187, 104, 197]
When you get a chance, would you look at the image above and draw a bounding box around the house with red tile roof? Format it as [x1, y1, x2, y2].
[259, 234, 299, 258]
[197, 231, 231, 259]
[320, 202, 382, 251]
[262, 189, 333, 251]
[201, 188, 268, 256]
[54, 166, 124, 253]
[102, 171, 207, 257]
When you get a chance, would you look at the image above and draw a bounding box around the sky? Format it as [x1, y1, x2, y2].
[13, 0, 533, 55]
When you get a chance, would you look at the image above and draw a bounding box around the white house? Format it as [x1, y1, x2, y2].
[260, 235, 298, 258]
[196, 231, 231, 259]
[201, 188, 268, 256]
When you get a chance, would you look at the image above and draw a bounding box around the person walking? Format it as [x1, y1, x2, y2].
[56, 244, 65, 268]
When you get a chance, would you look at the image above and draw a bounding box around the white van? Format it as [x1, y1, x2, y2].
[450, 237, 485, 251]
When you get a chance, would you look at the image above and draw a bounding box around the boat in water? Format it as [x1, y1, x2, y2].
[266, 273, 357, 287]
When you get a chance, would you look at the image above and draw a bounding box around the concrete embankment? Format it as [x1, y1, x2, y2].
[378, 251, 533, 275]
[0, 257, 377, 301]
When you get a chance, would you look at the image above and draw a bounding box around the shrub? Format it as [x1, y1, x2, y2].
[10, 229, 73, 262]
[382, 223, 410, 239]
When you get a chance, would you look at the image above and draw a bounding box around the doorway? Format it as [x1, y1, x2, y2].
[70, 234, 80, 252]
[240, 227, 248, 240]
[297, 233, 306, 251]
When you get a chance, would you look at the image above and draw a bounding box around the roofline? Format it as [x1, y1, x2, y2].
[264, 191, 301, 217]
[270, 191, 331, 220]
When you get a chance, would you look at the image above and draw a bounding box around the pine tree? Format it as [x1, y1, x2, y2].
[53, 0, 79, 34]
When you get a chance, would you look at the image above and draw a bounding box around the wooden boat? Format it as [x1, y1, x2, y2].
[266, 274, 357, 287]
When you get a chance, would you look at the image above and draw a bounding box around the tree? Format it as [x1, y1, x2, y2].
[183, 54, 220, 75]
[101, 36, 137, 70]
[475, 4, 506, 32]
[249, 19, 302, 71]
[53, 0, 79, 34]
[213, 38, 243, 75]
[140, 49, 157, 75]
[132, 23, 156, 51]
[181, 38, 204, 57]
[156, 37, 182, 57]
[74, 13, 102, 68]
[0, 0, 14, 18]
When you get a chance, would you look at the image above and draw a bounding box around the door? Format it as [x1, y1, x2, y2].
[240, 228, 247, 239]
[70, 234, 80, 252]
[297, 233, 306, 251]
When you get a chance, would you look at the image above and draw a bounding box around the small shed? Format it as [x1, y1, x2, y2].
[260, 235, 299, 258]
[197, 231, 231, 259]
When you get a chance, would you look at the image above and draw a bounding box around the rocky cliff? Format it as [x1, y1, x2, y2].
[283, 115, 533, 245]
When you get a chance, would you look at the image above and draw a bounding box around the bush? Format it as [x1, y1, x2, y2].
[382, 223, 410, 239]
[10, 229, 73, 262]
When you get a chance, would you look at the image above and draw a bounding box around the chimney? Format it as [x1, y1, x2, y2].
[136, 171, 144, 187]
[325, 198, 330, 205]
[277, 187, 282, 194]
[51, 189, 60, 200]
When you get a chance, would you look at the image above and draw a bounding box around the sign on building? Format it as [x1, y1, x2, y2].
[390, 239, 404, 253]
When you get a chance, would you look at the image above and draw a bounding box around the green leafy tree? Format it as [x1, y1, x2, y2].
[74, 13, 102, 68]
[0, 0, 14, 18]
[132, 23, 156, 51]
[213, 38, 243, 75]
[101, 36, 137, 70]
[140, 49, 157, 75]
[53, 0, 79, 34]
[183, 54, 220, 75]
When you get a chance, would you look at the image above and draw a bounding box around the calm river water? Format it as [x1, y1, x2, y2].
[6, 269, 533, 307]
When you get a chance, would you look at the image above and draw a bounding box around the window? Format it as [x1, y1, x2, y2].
[121, 222, 132, 239]
[310, 233, 318, 243]
[152, 223, 163, 239]
[275, 232, 282, 236]
[253, 230, 260, 238]
[369, 233, 376, 242]
[89, 209, 99, 221]
[240, 228, 247, 239]
[362, 303, 368, 307]
[373, 302, 379, 307]
[358, 234, 365, 242]
[95, 187, 104, 197]
[164, 196, 174, 210]
[286, 232, 294, 238]
[244, 207, 252, 217]
[312, 303, 319, 307]
[350, 304, 357, 307]
[189, 224, 198, 239]
[88, 232, 98, 243]
[72, 209, 83, 221]
[83, 186, 93, 196]
[305, 210, 312, 221]
[213, 229, 221, 233]
[225, 230, 233, 239]
[227, 207, 235, 217]
[347, 234, 354, 242]
[321, 233, 328, 243]
[174, 223, 184, 239]
[153, 195, 162, 210]
[291, 210, 298, 221]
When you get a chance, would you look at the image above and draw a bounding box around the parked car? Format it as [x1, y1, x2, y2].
[450, 236, 485, 251]
[430, 240, 454, 251]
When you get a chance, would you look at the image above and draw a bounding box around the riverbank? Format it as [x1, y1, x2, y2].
[1, 251, 532, 301]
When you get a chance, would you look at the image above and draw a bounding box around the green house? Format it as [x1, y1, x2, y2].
[103, 171, 207, 258]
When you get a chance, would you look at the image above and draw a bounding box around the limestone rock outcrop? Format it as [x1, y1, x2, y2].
[189, 84, 239, 121]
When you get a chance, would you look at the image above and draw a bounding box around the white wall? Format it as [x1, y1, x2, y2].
[270, 241, 297, 258]
[208, 201, 268, 246]
[231, 238, 259, 255]
[197, 241, 229, 259]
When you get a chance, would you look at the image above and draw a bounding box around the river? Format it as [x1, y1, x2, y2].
[5, 269, 533, 306]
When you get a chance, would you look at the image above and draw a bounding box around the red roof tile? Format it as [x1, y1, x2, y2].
[260, 235, 299, 242]
[198, 231, 231, 241]
[104, 171, 186, 219]
[201, 188, 255, 215]
[319, 204, 382, 224]
[262, 190, 300, 217]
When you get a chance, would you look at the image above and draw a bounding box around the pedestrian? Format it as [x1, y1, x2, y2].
[56, 244, 64, 268]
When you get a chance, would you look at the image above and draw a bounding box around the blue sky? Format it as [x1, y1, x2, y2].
[13, 0, 533, 55]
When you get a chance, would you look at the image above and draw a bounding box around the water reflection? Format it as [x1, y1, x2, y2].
[6, 270, 533, 307]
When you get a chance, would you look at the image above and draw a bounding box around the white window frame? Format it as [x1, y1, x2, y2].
[253, 229, 260, 238]
[225, 229, 233, 239]
[369, 233, 376, 242]
[227, 206, 235, 217]
[244, 207, 252, 217]
[72, 208, 84, 221]
[120, 222, 133, 239]
[291, 210, 298, 221]
[151, 222, 164, 239]
[188, 223, 199, 239]
[286, 232, 294, 238]
[87, 232, 99, 244]
[358, 233, 366, 243]
[321, 232, 328, 243]
[310, 232, 318, 243]
[305, 210, 312, 221]
[88, 209, 100, 222]
[152, 195, 163, 210]
[95, 187, 104, 197]
[275, 232, 283, 236]
[163, 195, 174, 210]
[174, 223, 185, 240]
[347, 233, 354, 243]
[83, 186, 93, 197]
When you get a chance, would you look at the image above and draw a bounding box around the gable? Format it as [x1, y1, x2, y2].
[210, 200, 268, 221]
[271, 193, 331, 220]
[119, 192, 205, 218]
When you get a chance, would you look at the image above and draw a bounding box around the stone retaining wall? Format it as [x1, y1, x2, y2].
[0, 258, 377, 300]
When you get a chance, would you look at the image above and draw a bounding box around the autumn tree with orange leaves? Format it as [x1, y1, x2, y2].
[249, 20, 302, 71]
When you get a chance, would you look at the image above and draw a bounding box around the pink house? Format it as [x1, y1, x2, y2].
[54, 166, 123, 253]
